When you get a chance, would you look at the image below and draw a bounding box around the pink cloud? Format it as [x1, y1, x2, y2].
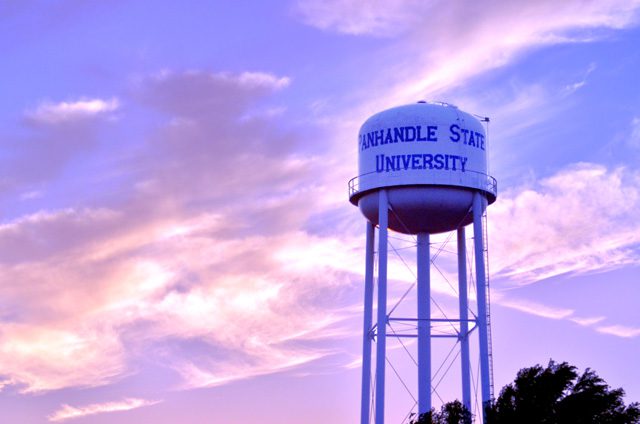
[0, 206, 359, 393]
[0, 324, 125, 393]
[596, 325, 640, 338]
[48, 398, 160, 422]
[494, 296, 574, 320]
[0, 67, 362, 394]
[489, 163, 640, 284]
[293, 0, 428, 36]
[296, 0, 639, 40]
[26, 98, 119, 124]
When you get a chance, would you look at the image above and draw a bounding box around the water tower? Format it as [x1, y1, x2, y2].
[349, 102, 497, 423]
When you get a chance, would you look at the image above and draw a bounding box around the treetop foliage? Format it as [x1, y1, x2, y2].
[409, 360, 640, 424]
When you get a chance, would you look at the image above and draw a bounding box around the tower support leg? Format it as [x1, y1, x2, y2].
[473, 192, 492, 419]
[375, 190, 389, 424]
[361, 221, 375, 424]
[457, 227, 472, 412]
[417, 232, 431, 415]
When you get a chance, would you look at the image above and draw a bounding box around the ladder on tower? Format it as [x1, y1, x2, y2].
[482, 209, 495, 401]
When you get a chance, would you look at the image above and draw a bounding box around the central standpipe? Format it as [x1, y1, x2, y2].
[417, 233, 431, 414]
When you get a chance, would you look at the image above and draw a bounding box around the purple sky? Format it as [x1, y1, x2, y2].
[1, 1, 640, 423]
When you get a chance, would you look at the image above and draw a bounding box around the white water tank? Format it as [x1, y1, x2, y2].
[349, 101, 497, 234]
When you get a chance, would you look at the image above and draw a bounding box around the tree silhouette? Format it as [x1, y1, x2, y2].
[486, 360, 640, 424]
[407, 361, 639, 424]
[409, 400, 472, 424]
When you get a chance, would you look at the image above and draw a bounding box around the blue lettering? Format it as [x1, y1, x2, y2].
[411, 154, 422, 169]
[384, 129, 394, 144]
[375, 130, 384, 145]
[427, 125, 438, 141]
[401, 155, 411, 170]
[385, 156, 396, 171]
[416, 125, 427, 141]
[367, 132, 376, 148]
[373, 152, 469, 174]
[394, 127, 405, 142]
[405, 126, 416, 142]
[434, 154, 444, 170]
[460, 128, 469, 144]
[450, 124, 460, 142]
[422, 154, 433, 169]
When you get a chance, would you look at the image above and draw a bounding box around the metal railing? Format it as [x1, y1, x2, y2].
[348, 171, 498, 199]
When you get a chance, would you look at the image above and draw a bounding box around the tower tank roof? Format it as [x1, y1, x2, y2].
[349, 102, 497, 234]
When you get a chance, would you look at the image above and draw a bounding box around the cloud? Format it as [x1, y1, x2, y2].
[26, 98, 119, 124]
[392, 0, 638, 101]
[0, 207, 360, 393]
[563, 62, 597, 94]
[135, 227, 359, 389]
[492, 295, 636, 339]
[0, 100, 122, 192]
[47, 398, 160, 422]
[571, 316, 606, 326]
[19, 190, 43, 200]
[139, 70, 289, 120]
[292, 0, 429, 36]
[129, 70, 311, 211]
[495, 296, 574, 320]
[0, 324, 126, 393]
[236, 71, 291, 89]
[174, 348, 326, 390]
[596, 324, 640, 338]
[0, 69, 363, 396]
[489, 163, 640, 284]
[305, 0, 640, 116]
[0, 208, 122, 265]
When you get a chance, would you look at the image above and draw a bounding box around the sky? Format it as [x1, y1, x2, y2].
[1, 0, 640, 423]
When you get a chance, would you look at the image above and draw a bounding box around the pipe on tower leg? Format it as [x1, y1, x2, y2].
[457, 227, 472, 413]
[375, 190, 389, 424]
[361, 221, 375, 424]
[473, 191, 492, 420]
[417, 232, 431, 416]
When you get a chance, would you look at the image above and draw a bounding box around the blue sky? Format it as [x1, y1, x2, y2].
[1, 1, 639, 423]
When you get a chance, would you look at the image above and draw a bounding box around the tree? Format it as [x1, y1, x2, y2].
[408, 361, 639, 424]
[409, 400, 472, 424]
[486, 360, 640, 424]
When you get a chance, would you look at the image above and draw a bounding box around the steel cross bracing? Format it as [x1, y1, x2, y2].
[361, 193, 494, 424]
[367, 224, 482, 422]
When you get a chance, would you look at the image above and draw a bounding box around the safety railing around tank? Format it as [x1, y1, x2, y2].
[348, 175, 361, 198]
[348, 170, 498, 199]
